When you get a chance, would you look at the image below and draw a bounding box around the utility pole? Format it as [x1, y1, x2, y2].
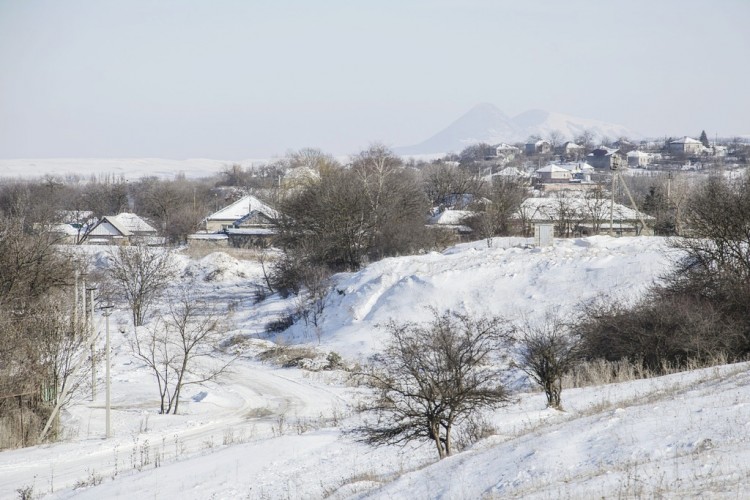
[609, 166, 616, 237]
[667, 171, 672, 201]
[87, 286, 97, 400]
[101, 303, 114, 439]
[73, 268, 79, 330]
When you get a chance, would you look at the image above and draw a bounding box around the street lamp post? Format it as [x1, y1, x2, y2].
[100, 303, 114, 438]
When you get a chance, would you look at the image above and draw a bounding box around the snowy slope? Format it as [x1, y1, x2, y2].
[3, 236, 749, 499]
[284, 236, 673, 359]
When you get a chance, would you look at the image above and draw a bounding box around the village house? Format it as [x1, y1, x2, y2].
[190, 194, 280, 249]
[525, 140, 552, 155]
[82, 213, 161, 245]
[517, 196, 654, 237]
[627, 150, 654, 168]
[558, 141, 585, 160]
[535, 164, 572, 183]
[668, 137, 704, 156]
[204, 194, 279, 232]
[587, 147, 627, 169]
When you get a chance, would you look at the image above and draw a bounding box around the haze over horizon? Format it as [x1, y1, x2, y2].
[1, 0, 748, 160]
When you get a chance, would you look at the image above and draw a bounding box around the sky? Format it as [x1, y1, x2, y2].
[0, 0, 748, 159]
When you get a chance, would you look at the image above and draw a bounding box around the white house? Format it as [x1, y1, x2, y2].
[627, 150, 654, 168]
[204, 195, 279, 232]
[669, 137, 703, 155]
[495, 143, 520, 162]
[559, 141, 585, 159]
[525, 140, 552, 155]
[535, 164, 572, 183]
[83, 213, 160, 245]
[517, 196, 654, 236]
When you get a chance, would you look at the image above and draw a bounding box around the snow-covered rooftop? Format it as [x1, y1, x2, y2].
[495, 166, 530, 177]
[430, 209, 474, 225]
[519, 197, 654, 222]
[206, 195, 279, 221]
[536, 164, 571, 173]
[670, 136, 702, 144]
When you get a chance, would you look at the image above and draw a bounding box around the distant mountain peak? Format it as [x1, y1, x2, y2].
[395, 104, 639, 155]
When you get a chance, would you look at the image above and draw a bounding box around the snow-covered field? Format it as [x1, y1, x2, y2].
[0, 158, 262, 180]
[2, 236, 749, 499]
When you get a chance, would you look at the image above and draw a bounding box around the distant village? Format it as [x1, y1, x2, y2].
[16, 131, 748, 251]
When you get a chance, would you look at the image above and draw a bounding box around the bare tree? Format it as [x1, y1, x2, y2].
[552, 193, 585, 237]
[671, 175, 750, 285]
[277, 151, 428, 273]
[130, 290, 233, 414]
[0, 216, 90, 446]
[355, 310, 512, 459]
[421, 163, 482, 207]
[468, 177, 529, 246]
[547, 130, 564, 150]
[514, 314, 580, 409]
[581, 184, 609, 235]
[294, 265, 331, 341]
[574, 129, 596, 151]
[107, 244, 176, 327]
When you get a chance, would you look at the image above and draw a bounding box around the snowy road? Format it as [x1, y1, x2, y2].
[0, 361, 348, 497]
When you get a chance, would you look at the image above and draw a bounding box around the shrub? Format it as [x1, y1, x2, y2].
[514, 314, 580, 409]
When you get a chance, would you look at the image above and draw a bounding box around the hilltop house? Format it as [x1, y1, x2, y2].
[535, 164, 572, 183]
[669, 137, 704, 155]
[525, 140, 552, 155]
[558, 141, 585, 160]
[587, 147, 627, 169]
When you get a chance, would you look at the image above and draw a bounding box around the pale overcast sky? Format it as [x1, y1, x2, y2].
[0, 0, 747, 159]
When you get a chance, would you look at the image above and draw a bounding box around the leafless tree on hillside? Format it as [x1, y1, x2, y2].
[355, 310, 512, 459]
[514, 313, 580, 409]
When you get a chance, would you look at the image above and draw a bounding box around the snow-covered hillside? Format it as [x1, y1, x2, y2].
[2, 236, 748, 499]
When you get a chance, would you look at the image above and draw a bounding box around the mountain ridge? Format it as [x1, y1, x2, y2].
[396, 103, 639, 155]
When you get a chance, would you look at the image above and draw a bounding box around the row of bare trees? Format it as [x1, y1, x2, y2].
[355, 309, 581, 460]
[0, 216, 86, 448]
[104, 244, 233, 415]
[579, 175, 750, 369]
[0, 173, 219, 245]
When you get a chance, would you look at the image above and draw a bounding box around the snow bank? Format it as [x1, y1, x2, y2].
[286, 236, 676, 359]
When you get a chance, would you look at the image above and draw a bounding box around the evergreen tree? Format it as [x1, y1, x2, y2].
[699, 130, 710, 147]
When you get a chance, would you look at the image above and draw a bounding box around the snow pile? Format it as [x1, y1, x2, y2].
[287, 236, 675, 358]
[180, 251, 259, 282]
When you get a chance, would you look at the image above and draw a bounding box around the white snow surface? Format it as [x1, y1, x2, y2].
[2, 236, 749, 499]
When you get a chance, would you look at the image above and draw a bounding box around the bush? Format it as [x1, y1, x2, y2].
[576, 176, 750, 372]
[577, 294, 744, 372]
[264, 314, 296, 335]
[514, 314, 580, 409]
